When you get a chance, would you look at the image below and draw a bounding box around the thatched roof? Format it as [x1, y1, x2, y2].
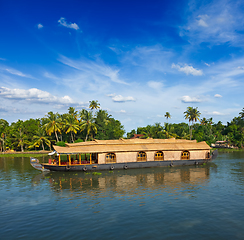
[53, 138, 211, 154]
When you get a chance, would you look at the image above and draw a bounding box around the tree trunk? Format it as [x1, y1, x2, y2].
[71, 132, 74, 143]
[21, 141, 24, 152]
[42, 142, 45, 151]
[189, 121, 192, 140]
[55, 131, 59, 142]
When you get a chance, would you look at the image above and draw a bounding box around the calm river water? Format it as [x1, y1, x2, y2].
[0, 152, 244, 240]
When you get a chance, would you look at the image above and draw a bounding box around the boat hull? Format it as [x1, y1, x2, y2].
[42, 158, 211, 172]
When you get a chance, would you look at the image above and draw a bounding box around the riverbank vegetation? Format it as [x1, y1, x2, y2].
[1, 102, 244, 152]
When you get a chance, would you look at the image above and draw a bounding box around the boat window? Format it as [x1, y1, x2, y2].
[137, 151, 147, 162]
[105, 153, 116, 164]
[155, 151, 164, 161]
[181, 150, 190, 160]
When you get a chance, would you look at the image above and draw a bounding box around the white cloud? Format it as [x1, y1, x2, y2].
[205, 111, 227, 116]
[172, 63, 203, 76]
[0, 87, 80, 106]
[214, 94, 222, 98]
[58, 17, 79, 30]
[205, 62, 210, 67]
[37, 23, 43, 29]
[120, 110, 126, 113]
[181, 95, 202, 103]
[107, 94, 135, 102]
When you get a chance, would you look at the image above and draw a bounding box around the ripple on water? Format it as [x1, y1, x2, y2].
[0, 155, 244, 239]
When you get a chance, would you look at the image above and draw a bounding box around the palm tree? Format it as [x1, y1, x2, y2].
[68, 107, 78, 120]
[184, 107, 201, 140]
[89, 100, 100, 111]
[200, 118, 207, 125]
[239, 108, 244, 120]
[208, 117, 213, 136]
[64, 115, 80, 143]
[163, 123, 178, 139]
[0, 119, 9, 152]
[164, 112, 171, 123]
[80, 110, 97, 141]
[30, 128, 51, 150]
[44, 112, 62, 142]
[13, 127, 28, 152]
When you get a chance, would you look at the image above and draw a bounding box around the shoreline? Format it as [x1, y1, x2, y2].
[0, 151, 50, 157]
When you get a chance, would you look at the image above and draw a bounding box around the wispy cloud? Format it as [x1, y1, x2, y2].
[172, 63, 203, 76]
[107, 94, 135, 102]
[180, 0, 244, 45]
[37, 23, 43, 29]
[214, 94, 222, 98]
[204, 111, 228, 116]
[147, 81, 164, 90]
[197, 15, 209, 27]
[0, 66, 33, 78]
[58, 17, 80, 30]
[58, 55, 128, 85]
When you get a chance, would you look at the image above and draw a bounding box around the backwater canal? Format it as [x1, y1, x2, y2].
[0, 152, 244, 240]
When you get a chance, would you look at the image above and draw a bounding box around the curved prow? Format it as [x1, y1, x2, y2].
[30, 157, 50, 172]
[211, 150, 218, 160]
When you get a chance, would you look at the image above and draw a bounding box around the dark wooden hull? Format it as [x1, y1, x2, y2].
[42, 158, 211, 172]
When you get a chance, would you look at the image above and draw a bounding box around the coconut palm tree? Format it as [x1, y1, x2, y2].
[68, 107, 78, 120]
[80, 110, 97, 141]
[208, 117, 213, 135]
[200, 118, 207, 125]
[30, 128, 51, 150]
[89, 100, 100, 111]
[184, 107, 201, 140]
[0, 119, 9, 152]
[44, 112, 62, 142]
[64, 115, 80, 143]
[164, 112, 171, 123]
[13, 127, 28, 152]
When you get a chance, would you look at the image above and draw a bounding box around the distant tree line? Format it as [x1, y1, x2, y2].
[0, 100, 125, 152]
[1, 104, 244, 152]
[127, 107, 244, 148]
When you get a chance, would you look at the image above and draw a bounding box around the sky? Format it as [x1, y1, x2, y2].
[1, 0, 244, 132]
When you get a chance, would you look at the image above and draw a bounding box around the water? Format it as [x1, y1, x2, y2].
[0, 152, 244, 240]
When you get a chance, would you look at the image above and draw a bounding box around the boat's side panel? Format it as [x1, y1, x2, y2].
[98, 150, 211, 164]
[43, 158, 210, 172]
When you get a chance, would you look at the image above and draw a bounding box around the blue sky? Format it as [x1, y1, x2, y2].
[1, 0, 244, 132]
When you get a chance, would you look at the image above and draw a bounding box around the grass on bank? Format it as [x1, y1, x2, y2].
[0, 151, 49, 158]
[212, 148, 244, 153]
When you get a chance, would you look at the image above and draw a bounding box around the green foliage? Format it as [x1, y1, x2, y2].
[56, 141, 66, 147]
[2, 104, 244, 151]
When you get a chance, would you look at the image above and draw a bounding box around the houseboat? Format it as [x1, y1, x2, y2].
[30, 138, 218, 172]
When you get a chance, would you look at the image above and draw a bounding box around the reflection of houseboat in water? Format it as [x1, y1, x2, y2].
[35, 166, 211, 195]
[31, 138, 218, 172]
